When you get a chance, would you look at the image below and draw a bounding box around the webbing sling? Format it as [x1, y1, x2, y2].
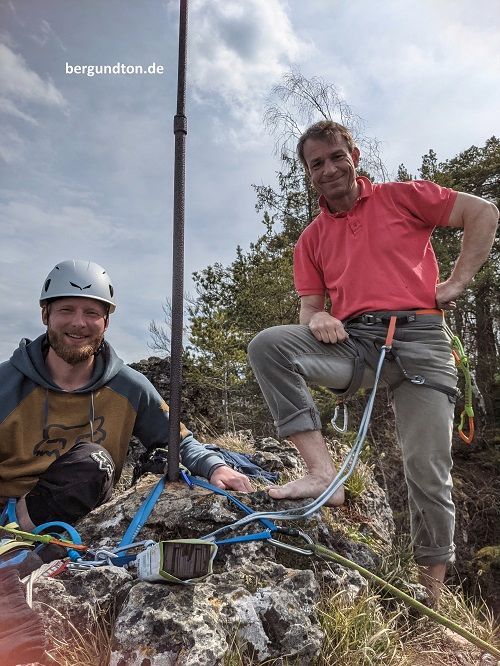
[101, 471, 282, 569]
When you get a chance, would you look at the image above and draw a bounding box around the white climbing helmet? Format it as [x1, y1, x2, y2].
[40, 260, 116, 312]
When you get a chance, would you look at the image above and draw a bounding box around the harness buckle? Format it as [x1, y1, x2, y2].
[362, 314, 378, 325]
[410, 375, 425, 385]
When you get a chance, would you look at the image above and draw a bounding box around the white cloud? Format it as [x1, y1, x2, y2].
[0, 96, 38, 124]
[0, 198, 138, 258]
[185, 0, 310, 144]
[30, 19, 67, 51]
[0, 127, 26, 163]
[0, 42, 67, 108]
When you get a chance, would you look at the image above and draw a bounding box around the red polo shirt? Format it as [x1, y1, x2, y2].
[294, 177, 457, 321]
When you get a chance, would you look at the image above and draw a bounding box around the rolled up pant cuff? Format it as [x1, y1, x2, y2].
[275, 406, 322, 439]
[414, 545, 455, 567]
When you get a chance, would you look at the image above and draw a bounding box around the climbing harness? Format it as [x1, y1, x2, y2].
[331, 310, 475, 443]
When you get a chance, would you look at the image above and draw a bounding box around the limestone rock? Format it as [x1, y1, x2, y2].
[28, 436, 395, 663]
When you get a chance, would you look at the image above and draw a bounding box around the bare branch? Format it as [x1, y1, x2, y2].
[264, 68, 388, 181]
[148, 294, 194, 355]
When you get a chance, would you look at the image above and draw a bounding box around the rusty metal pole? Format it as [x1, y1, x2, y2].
[168, 0, 188, 482]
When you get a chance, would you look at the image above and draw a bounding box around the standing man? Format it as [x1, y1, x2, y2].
[0, 260, 251, 532]
[248, 121, 498, 599]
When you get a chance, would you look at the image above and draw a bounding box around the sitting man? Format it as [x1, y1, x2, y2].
[248, 121, 498, 600]
[0, 259, 251, 531]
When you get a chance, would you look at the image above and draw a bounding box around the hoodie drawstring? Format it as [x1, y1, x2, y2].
[89, 393, 95, 443]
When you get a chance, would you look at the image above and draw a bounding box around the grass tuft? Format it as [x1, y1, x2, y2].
[314, 589, 405, 665]
[39, 600, 115, 666]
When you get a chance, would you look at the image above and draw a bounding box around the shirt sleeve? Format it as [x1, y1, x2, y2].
[294, 229, 327, 296]
[391, 180, 458, 228]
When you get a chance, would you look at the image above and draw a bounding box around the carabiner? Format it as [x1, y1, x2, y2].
[458, 412, 474, 445]
[268, 528, 315, 556]
[331, 403, 348, 433]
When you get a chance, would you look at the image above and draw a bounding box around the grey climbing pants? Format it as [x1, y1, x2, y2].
[248, 313, 458, 566]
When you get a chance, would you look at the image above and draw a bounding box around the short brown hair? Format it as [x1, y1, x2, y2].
[297, 121, 356, 171]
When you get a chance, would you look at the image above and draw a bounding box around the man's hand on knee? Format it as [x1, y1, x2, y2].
[308, 312, 348, 344]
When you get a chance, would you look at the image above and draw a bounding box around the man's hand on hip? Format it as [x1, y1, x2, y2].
[209, 466, 253, 492]
[436, 279, 464, 310]
[308, 311, 349, 344]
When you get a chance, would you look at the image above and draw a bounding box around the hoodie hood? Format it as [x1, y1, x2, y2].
[9, 334, 124, 393]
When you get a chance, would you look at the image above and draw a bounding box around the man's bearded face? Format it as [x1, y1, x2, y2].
[44, 298, 108, 365]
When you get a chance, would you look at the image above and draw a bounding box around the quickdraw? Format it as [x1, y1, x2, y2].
[446, 327, 475, 444]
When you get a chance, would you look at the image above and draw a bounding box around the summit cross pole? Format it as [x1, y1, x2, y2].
[167, 0, 188, 482]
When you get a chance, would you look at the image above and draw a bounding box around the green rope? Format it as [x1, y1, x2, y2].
[452, 335, 474, 415]
[314, 543, 500, 659]
[444, 324, 475, 441]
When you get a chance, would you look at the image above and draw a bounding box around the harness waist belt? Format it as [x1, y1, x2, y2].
[347, 309, 443, 326]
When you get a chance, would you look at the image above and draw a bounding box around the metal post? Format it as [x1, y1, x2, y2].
[168, 0, 188, 482]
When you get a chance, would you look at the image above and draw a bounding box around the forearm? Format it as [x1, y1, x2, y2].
[448, 202, 498, 288]
[299, 295, 348, 344]
[180, 436, 226, 478]
[299, 301, 325, 325]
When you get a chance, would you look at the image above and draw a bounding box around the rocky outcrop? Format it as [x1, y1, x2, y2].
[29, 436, 394, 665]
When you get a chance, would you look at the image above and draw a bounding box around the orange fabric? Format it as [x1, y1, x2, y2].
[414, 309, 443, 316]
[385, 316, 397, 347]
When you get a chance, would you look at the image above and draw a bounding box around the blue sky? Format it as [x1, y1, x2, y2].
[1, 0, 498, 362]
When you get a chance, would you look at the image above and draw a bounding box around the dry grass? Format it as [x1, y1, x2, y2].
[312, 579, 499, 666]
[38, 601, 115, 666]
[214, 432, 256, 454]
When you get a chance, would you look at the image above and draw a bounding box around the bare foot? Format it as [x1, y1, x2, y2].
[267, 474, 345, 507]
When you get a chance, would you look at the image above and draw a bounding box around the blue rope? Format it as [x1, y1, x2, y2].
[118, 475, 167, 550]
[0, 498, 18, 525]
[32, 521, 84, 561]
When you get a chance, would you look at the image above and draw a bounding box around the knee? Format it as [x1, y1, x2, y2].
[25, 442, 116, 525]
[248, 326, 293, 368]
[77, 442, 115, 488]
